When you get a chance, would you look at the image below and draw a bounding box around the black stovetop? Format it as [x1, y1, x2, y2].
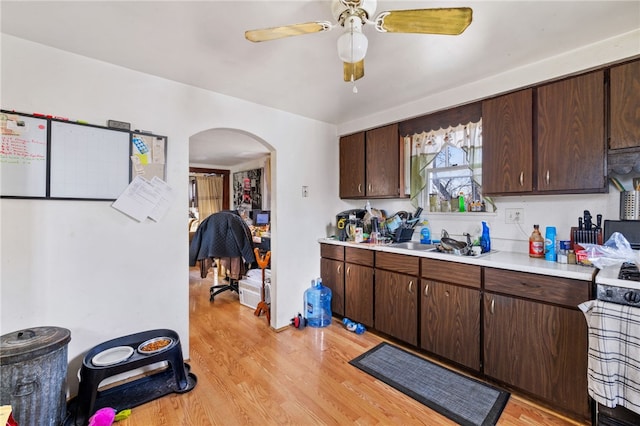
[619, 262, 640, 282]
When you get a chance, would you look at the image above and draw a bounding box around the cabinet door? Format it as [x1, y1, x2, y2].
[320, 258, 344, 316]
[339, 132, 365, 198]
[537, 71, 605, 192]
[365, 124, 400, 197]
[344, 263, 374, 327]
[610, 59, 640, 150]
[483, 293, 590, 420]
[420, 280, 480, 371]
[482, 89, 533, 194]
[374, 269, 418, 345]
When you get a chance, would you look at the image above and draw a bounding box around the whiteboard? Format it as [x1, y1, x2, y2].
[0, 113, 48, 197]
[49, 121, 130, 199]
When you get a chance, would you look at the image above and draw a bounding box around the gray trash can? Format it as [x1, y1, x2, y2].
[1, 326, 71, 426]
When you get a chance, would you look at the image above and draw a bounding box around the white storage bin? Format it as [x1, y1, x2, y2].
[239, 278, 270, 309]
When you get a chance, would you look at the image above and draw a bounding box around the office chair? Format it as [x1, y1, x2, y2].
[189, 211, 256, 301]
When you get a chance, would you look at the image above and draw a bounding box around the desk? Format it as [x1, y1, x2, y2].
[67, 329, 196, 425]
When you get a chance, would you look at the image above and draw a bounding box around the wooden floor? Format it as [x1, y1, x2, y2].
[118, 267, 587, 425]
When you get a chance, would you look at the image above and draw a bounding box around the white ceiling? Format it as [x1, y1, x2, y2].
[2, 0, 639, 166]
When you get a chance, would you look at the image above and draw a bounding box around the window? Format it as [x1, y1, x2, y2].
[409, 120, 484, 212]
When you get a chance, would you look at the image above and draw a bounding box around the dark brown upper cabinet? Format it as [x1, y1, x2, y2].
[339, 123, 402, 199]
[339, 132, 366, 198]
[482, 89, 534, 194]
[536, 70, 606, 193]
[610, 59, 640, 150]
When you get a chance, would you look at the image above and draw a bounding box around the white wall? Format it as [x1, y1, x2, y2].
[0, 35, 342, 395]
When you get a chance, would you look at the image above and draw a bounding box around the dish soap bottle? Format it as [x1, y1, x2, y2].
[420, 220, 431, 244]
[529, 224, 544, 258]
[480, 221, 491, 253]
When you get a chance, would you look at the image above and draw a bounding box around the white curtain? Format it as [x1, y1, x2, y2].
[195, 175, 224, 220]
[408, 120, 483, 208]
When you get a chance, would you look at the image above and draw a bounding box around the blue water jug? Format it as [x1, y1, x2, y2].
[305, 278, 332, 328]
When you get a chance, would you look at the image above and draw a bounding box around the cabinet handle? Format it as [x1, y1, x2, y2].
[358, 184, 362, 194]
[424, 283, 429, 297]
[368, 183, 372, 193]
[519, 171, 524, 186]
[445, 290, 450, 297]
[408, 280, 414, 294]
[545, 170, 550, 185]
[337, 264, 341, 274]
[490, 298, 495, 315]
[346, 266, 351, 276]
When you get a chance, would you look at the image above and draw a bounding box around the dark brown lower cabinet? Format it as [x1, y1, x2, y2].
[483, 268, 591, 421]
[420, 280, 480, 371]
[320, 244, 345, 316]
[374, 269, 418, 345]
[320, 257, 344, 316]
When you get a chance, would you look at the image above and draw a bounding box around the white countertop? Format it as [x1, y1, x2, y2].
[319, 238, 597, 282]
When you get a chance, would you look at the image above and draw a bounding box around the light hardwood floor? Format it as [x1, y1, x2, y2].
[118, 267, 587, 425]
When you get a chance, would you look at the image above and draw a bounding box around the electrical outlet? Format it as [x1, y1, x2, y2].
[505, 208, 524, 224]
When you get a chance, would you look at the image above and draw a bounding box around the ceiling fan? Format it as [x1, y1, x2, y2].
[245, 0, 472, 88]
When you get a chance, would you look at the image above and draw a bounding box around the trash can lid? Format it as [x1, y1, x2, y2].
[0, 326, 71, 364]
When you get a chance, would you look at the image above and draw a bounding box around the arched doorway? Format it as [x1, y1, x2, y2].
[188, 128, 275, 322]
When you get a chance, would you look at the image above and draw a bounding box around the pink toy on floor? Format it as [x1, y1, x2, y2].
[88, 407, 116, 426]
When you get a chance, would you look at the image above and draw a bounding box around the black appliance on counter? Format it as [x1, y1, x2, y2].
[336, 209, 366, 241]
[604, 220, 640, 249]
[593, 220, 640, 426]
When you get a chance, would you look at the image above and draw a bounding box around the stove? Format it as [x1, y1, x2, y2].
[596, 263, 640, 306]
[594, 261, 640, 425]
[618, 262, 640, 281]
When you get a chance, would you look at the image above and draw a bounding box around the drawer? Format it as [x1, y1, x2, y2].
[345, 247, 374, 267]
[320, 243, 344, 261]
[376, 252, 419, 276]
[484, 268, 590, 308]
[421, 258, 481, 289]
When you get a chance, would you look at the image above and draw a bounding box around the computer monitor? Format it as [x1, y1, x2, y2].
[255, 210, 270, 226]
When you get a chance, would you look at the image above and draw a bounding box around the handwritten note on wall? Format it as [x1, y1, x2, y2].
[0, 113, 48, 197]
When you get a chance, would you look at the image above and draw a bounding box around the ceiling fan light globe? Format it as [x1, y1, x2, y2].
[337, 31, 368, 63]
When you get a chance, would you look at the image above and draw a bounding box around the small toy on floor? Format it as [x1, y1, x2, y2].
[342, 318, 366, 335]
[88, 408, 132, 426]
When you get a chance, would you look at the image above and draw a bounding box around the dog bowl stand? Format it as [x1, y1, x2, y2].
[68, 329, 196, 425]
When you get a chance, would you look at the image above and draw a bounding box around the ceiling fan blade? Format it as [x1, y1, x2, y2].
[376, 7, 472, 35]
[245, 21, 332, 42]
[343, 60, 364, 82]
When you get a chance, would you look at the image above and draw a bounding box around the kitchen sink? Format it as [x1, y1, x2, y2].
[427, 248, 498, 258]
[389, 242, 436, 251]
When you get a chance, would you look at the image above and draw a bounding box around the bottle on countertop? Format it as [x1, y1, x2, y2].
[480, 221, 491, 253]
[529, 225, 544, 258]
[458, 192, 466, 212]
[544, 226, 557, 262]
[420, 220, 431, 244]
